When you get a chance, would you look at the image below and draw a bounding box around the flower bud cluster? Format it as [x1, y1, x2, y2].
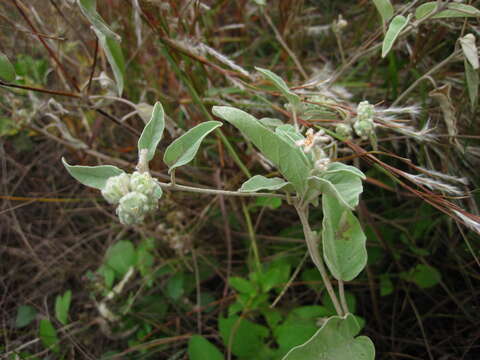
[101, 172, 163, 225]
[296, 128, 333, 174]
[353, 101, 376, 139]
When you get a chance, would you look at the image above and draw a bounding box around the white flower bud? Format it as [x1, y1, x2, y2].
[101, 173, 131, 204]
[116, 191, 150, 225]
[354, 119, 375, 140]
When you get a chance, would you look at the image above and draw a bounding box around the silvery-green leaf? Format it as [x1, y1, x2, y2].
[138, 102, 165, 161]
[322, 194, 368, 281]
[460, 34, 479, 70]
[77, 0, 121, 41]
[212, 106, 311, 195]
[255, 67, 300, 105]
[92, 27, 125, 95]
[325, 162, 366, 180]
[372, 0, 394, 23]
[382, 15, 410, 58]
[282, 313, 375, 360]
[416, 2, 480, 20]
[259, 117, 284, 129]
[465, 60, 478, 111]
[163, 121, 222, 173]
[307, 167, 363, 210]
[239, 175, 290, 192]
[62, 157, 124, 190]
[0, 52, 16, 82]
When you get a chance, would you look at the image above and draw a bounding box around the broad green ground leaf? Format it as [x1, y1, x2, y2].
[163, 121, 222, 173]
[254, 196, 282, 209]
[416, 2, 480, 20]
[77, 0, 121, 41]
[239, 175, 289, 192]
[219, 316, 269, 358]
[188, 335, 224, 360]
[0, 52, 16, 82]
[105, 240, 136, 277]
[282, 314, 375, 360]
[62, 158, 124, 190]
[212, 106, 311, 195]
[403, 264, 441, 288]
[322, 195, 367, 281]
[39, 319, 60, 353]
[255, 67, 300, 105]
[93, 28, 125, 95]
[166, 272, 185, 300]
[137, 101, 165, 161]
[229, 277, 256, 295]
[55, 290, 72, 325]
[465, 60, 479, 111]
[380, 275, 394, 296]
[372, 0, 394, 23]
[15, 305, 37, 328]
[382, 15, 410, 58]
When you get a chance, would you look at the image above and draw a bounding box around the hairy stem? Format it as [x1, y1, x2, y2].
[295, 204, 344, 316]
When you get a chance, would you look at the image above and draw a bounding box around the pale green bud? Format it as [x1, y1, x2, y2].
[116, 191, 150, 225]
[130, 172, 163, 210]
[335, 123, 353, 138]
[354, 119, 375, 139]
[101, 173, 131, 204]
[356, 101, 375, 122]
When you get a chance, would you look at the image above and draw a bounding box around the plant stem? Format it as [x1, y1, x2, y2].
[338, 280, 350, 314]
[157, 181, 290, 199]
[241, 200, 262, 274]
[295, 204, 344, 316]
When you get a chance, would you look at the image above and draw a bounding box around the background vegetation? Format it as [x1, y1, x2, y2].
[1, 0, 479, 359]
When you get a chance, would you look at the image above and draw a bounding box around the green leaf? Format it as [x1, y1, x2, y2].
[379, 275, 394, 296]
[55, 290, 72, 325]
[77, 0, 121, 41]
[229, 277, 257, 295]
[212, 106, 311, 195]
[307, 172, 363, 210]
[92, 27, 125, 95]
[15, 305, 37, 328]
[415, 2, 480, 20]
[239, 175, 289, 192]
[166, 272, 185, 300]
[282, 314, 375, 360]
[372, 0, 394, 23]
[137, 102, 165, 161]
[403, 264, 441, 288]
[39, 319, 60, 353]
[255, 67, 300, 105]
[163, 121, 222, 173]
[188, 335, 224, 360]
[254, 196, 282, 209]
[0, 52, 16, 82]
[465, 60, 478, 111]
[322, 195, 368, 281]
[219, 316, 269, 358]
[62, 158, 124, 190]
[382, 15, 410, 58]
[105, 240, 136, 277]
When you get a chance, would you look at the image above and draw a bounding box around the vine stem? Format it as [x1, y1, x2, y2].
[295, 203, 344, 316]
